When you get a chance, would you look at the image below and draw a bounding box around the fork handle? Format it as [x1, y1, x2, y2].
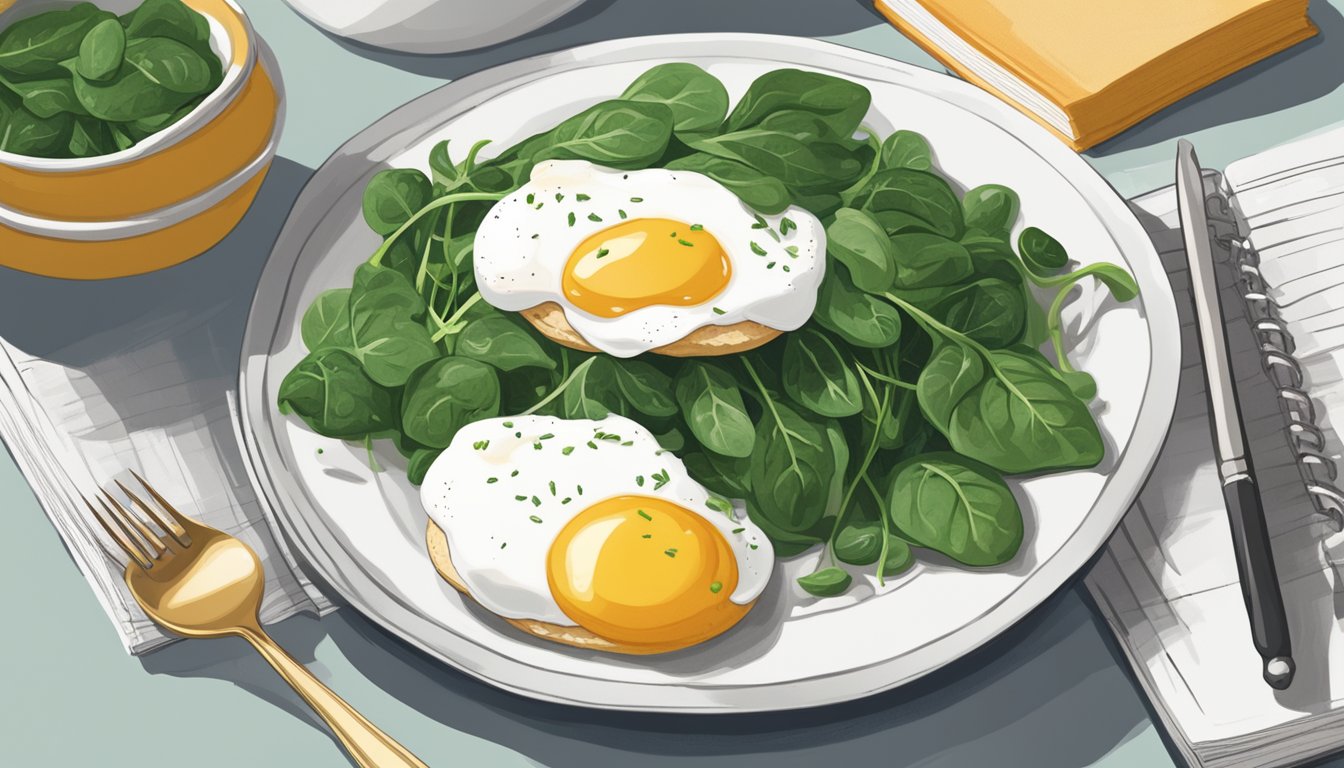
[239, 626, 428, 768]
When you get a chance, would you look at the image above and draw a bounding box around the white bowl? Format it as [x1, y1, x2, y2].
[283, 0, 588, 53]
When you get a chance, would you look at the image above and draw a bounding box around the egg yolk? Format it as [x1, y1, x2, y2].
[546, 494, 747, 652]
[561, 218, 731, 317]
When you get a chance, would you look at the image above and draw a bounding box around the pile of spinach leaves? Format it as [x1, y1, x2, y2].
[279, 64, 1138, 596]
[0, 0, 223, 158]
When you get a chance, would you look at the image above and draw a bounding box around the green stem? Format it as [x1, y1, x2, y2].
[429, 292, 484, 342]
[1047, 280, 1077, 373]
[416, 204, 452, 294]
[826, 369, 891, 559]
[855, 361, 917, 390]
[368, 192, 504, 267]
[838, 124, 883, 205]
[523, 356, 595, 416]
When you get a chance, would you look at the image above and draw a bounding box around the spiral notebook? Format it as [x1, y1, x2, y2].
[1086, 122, 1344, 768]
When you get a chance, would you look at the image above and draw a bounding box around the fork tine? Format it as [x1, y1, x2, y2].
[85, 495, 153, 570]
[99, 492, 165, 560]
[117, 480, 191, 548]
[130, 470, 199, 533]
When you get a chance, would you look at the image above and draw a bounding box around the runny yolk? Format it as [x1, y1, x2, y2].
[562, 218, 731, 318]
[546, 494, 747, 652]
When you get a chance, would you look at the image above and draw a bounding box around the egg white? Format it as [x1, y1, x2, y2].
[420, 414, 774, 626]
[473, 160, 826, 358]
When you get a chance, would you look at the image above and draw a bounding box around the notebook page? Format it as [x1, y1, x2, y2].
[1085, 144, 1344, 768]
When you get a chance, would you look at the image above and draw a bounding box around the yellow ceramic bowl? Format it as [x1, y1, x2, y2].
[0, 0, 281, 279]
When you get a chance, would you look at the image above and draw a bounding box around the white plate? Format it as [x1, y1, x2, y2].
[237, 34, 1179, 712]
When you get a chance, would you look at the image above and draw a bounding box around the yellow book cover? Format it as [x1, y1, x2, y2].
[876, 0, 1317, 150]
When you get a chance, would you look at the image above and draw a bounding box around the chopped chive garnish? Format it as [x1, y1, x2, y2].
[515, 495, 527, 501]
[549, 480, 557, 496]
[710, 581, 723, 593]
[780, 216, 796, 234]
[785, 245, 800, 257]
[749, 543, 759, 550]
[588, 213, 602, 222]
[539, 433, 554, 440]
[652, 469, 670, 489]
[503, 421, 514, 427]
[501, 542, 507, 549]
[529, 515, 543, 523]
[706, 497, 732, 513]
[515, 431, 522, 438]
[767, 261, 776, 269]
[636, 475, 645, 487]
[487, 477, 498, 484]
[642, 534, 652, 539]
[576, 193, 591, 201]
[712, 307, 725, 315]
[577, 484, 584, 495]
[587, 440, 598, 450]
[562, 446, 575, 455]
[567, 212, 576, 226]
[555, 193, 564, 202]
[783, 265, 791, 272]
[669, 231, 677, 238]
[511, 469, 519, 477]
[638, 510, 652, 521]
[690, 223, 704, 231]
[732, 527, 745, 534]
[561, 497, 572, 504]
[534, 202, 544, 210]
[472, 440, 490, 450]
[595, 248, 610, 259]
[678, 239, 694, 247]
[664, 548, 677, 558]
[752, 214, 768, 229]
[531, 496, 542, 507]
[618, 209, 628, 219]
[533, 442, 542, 450]
[531, 233, 539, 239]
[630, 196, 644, 203]
[750, 241, 767, 256]
[621, 440, 633, 446]
[526, 193, 535, 204]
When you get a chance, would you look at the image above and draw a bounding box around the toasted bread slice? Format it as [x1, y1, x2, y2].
[520, 302, 780, 357]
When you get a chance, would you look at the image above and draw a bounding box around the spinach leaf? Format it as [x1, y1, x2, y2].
[532, 99, 673, 170]
[663, 153, 791, 214]
[933, 277, 1025, 348]
[746, 498, 827, 557]
[401, 357, 501, 448]
[72, 37, 209, 121]
[301, 288, 353, 351]
[946, 348, 1104, 473]
[880, 531, 915, 576]
[825, 208, 897, 292]
[613, 359, 677, 417]
[0, 95, 69, 155]
[861, 381, 919, 451]
[619, 62, 728, 134]
[782, 327, 862, 417]
[916, 342, 985, 432]
[685, 128, 863, 189]
[122, 0, 209, 48]
[873, 210, 937, 236]
[879, 129, 932, 170]
[850, 168, 964, 239]
[278, 349, 397, 440]
[747, 401, 836, 533]
[834, 521, 882, 565]
[67, 115, 112, 156]
[675, 361, 754, 458]
[962, 184, 1019, 238]
[725, 68, 871, 139]
[889, 233, 973, 289]
[76, 17, 125, 82]
[0, 3, 109, 76]
[348, 265, 439, 387]
[813, 264, 903, 348]
[1018, 226, 1068, 275]
[887, 453, 1022, 566]
[455, 316, 556, 372]
[362, 169, 432, 237]
[562, 355, 625, 419]
[684, 451, 751, 498]
[5, 76, 87, 118]
[798, 567, 852, 597]
[407, 448, 442, 486]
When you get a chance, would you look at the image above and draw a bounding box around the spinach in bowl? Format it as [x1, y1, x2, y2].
[0, 0, 224, 158]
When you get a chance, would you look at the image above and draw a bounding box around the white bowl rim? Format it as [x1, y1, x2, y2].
[0, 0, 255, 172]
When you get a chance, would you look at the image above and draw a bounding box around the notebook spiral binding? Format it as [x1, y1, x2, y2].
[1204, 181, 1344, 530]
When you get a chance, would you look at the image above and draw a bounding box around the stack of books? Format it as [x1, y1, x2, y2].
[875, 0, 1317, 150]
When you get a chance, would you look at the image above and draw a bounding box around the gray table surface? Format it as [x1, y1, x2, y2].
[4, 1, 1344, 765]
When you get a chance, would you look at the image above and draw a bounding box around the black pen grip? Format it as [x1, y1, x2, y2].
[1222, 474, 1295, 688]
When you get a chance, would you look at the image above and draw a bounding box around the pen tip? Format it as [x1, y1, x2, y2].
[1265, 656, 1295, 689]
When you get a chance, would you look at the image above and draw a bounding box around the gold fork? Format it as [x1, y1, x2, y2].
[88, 472, 428, 768]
